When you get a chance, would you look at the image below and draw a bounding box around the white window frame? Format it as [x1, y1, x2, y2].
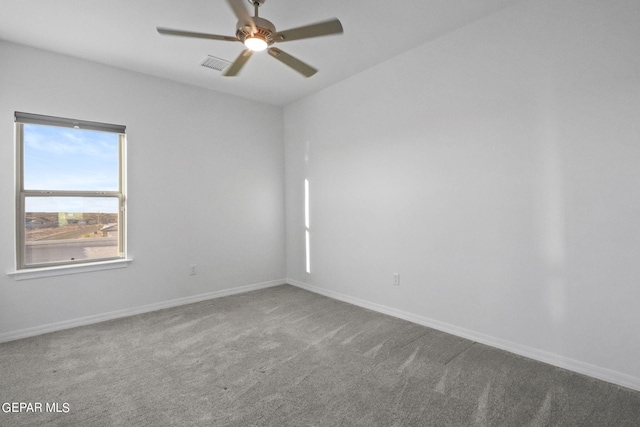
[12, 112, 128, 276]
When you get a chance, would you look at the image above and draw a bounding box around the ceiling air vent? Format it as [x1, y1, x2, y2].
[200, 55, 231, 72]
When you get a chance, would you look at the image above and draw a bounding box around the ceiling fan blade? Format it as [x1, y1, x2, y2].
[157, 27, 238, 42]
[223, 48, 254, 76]
[268, 47, 317, 77]
[274, 18, 343, 43]
[226, 0, 257, 34]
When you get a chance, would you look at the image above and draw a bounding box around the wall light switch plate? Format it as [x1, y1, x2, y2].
[393, 273, 400, 286]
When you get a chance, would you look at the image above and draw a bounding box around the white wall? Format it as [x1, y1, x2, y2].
[285, 0, 640, 389]
[0, 41, 285, 338]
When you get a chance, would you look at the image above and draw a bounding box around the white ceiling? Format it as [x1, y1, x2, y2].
[0, 0, 523, 106]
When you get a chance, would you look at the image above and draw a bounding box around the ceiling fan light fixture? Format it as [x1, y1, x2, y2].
[157, 0, 344, 77]
[244, 36, 268, 51]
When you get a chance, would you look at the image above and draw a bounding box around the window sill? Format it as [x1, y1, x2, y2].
[7, 258, 133, 281]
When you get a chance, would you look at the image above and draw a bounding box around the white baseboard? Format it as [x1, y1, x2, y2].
[286, 278, 640, 393]
[0, 279, 286, 344]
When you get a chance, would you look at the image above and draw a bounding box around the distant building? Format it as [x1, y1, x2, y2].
[58, 212, 83, 226]
[101, 223, 118, 238]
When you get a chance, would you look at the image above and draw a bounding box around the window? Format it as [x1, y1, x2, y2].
[15, 112, 127, 270]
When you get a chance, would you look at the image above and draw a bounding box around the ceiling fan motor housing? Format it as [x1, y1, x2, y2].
[236, 16, 276, 46]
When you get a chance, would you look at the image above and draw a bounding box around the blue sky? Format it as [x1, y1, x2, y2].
[24, 124, 120, 213]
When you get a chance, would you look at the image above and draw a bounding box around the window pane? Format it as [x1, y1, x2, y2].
[24, 197, 120, 266]
[23, 124, 119, 191]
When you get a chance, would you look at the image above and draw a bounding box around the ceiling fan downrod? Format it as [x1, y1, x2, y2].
[249, 0, 265, 17]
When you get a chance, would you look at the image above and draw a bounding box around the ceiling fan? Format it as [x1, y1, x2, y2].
[157, 0, 343, 77]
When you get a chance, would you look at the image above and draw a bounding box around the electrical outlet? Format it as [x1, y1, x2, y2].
[189, 264, 197, 276]
[393, 273, 400, 286]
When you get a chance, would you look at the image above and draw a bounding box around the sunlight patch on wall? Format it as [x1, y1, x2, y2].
[305, 178, 311, 274]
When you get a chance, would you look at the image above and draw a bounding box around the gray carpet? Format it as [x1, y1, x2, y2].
[1, 284, 639, 426]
